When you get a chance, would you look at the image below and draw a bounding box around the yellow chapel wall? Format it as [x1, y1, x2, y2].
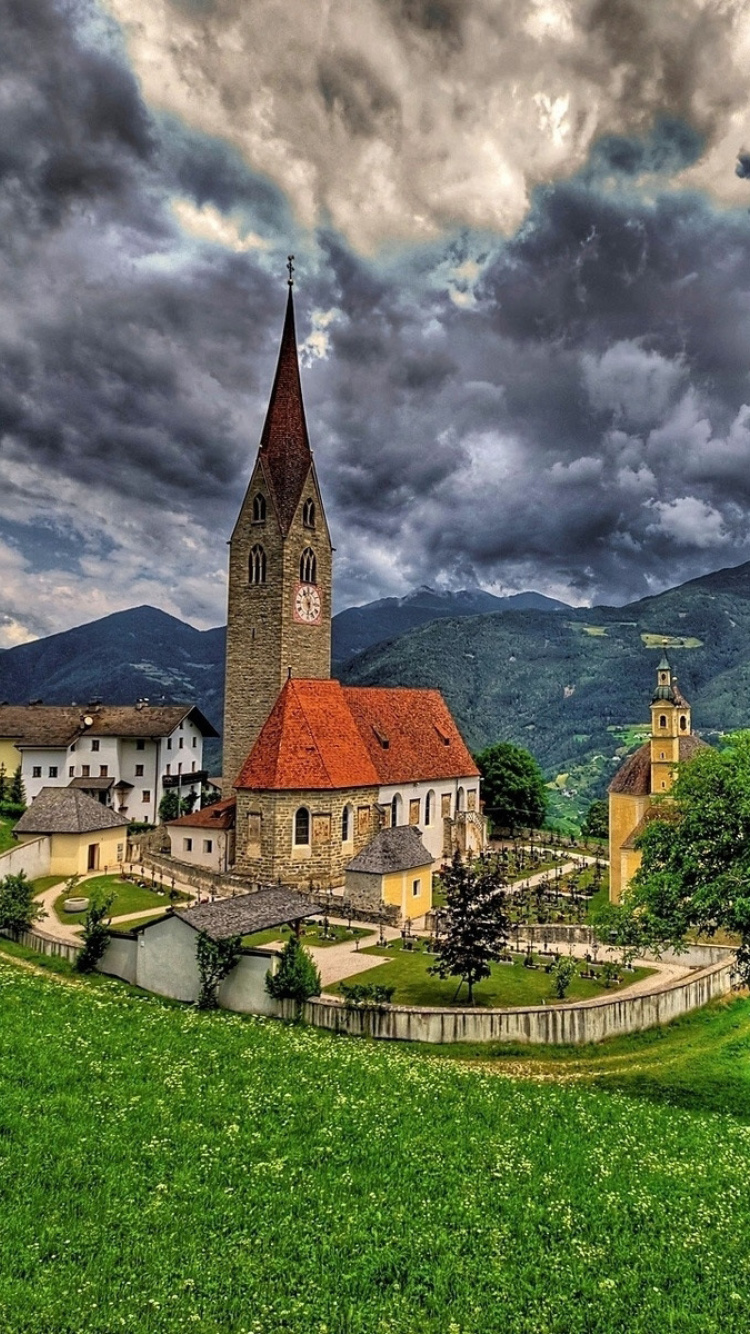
[0, 739, 21, 780]
[48, 827, 127, 878]
[382, 866, 433, 920]
[608, 791, 650, 904]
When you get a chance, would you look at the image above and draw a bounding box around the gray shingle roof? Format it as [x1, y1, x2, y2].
[170, 886, 318, 940]
[0, 703, 218, 749]
[346, 825, 432, 875]
[14, 787, 128, 834]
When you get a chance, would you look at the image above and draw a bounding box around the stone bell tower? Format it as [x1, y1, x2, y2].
[222, 263, 333, 789]
[650, 653, 692, 795]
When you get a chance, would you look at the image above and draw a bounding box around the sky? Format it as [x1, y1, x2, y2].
[3, 0, 750, 648]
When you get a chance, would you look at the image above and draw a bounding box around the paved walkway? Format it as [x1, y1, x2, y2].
[32, 872, 198, 945]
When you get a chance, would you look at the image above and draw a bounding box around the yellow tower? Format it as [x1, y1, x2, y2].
[222, 267, 333, 790]
[608, 653, 702, 902]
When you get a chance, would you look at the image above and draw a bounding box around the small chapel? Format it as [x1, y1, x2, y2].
[608, 654, 707, 902]
[169, 266, 485, 908]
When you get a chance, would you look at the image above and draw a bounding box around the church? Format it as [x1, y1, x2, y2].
[608, 654, 707, 902]
[169, 269, 485, 905]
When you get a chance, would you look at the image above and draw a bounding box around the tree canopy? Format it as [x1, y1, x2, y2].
[431, 851, 510, 1003]
[625, 731, 750, 980]
[475, 741, 547, 832]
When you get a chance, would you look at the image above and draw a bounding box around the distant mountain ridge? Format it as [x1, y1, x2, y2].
[2, 564, 750, 818]
[332, 585, 569, 663]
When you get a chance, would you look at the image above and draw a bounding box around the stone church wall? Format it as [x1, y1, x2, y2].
[235, 785, 381, 890]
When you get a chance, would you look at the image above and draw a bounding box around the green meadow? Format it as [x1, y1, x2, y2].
[1, 943, 749, 1334]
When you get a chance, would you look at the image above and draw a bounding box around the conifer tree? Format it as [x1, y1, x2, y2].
[266, 934, 321, 1014]
[430, 851, 510, 1004]
[8, 765, 25, 808]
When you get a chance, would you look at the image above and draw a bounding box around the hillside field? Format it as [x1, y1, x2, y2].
[1, 944, 749, 1334]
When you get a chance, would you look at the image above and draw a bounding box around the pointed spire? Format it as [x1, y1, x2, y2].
[258, 278, 312, 534]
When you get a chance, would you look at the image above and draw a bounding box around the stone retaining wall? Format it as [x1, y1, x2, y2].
[2, 926, 80, 964]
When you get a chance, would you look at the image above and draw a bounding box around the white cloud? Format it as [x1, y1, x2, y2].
[582, 342, 686, 425]
[646, 495, 733, 549]
[171, 198, 270, 252]
[103, 0, 750, 251]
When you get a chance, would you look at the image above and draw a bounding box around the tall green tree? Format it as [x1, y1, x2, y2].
[625, 731, 750, 980]
[0, 872, 44, 934]
[475, 741, 547, 833]
[581, 799, 608, 841]
[266, 935, 321, 1015]
[430, 851, 510, 1004]
[8, 766, 25, 808]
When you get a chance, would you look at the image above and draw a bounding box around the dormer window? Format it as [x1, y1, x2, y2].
[435, 727, 451, 746]
[299, 547, 317, 584]
[252, 493, 266, 523]
[303, 497, 316, 528]
[373, 727, 389, 750]
[249, 544, 267, 584]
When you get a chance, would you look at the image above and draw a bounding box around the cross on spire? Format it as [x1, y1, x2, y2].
[287, 254, 295, 286]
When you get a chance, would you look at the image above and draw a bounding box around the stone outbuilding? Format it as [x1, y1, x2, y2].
[13, 786, 129, 876]
[345, 825, 433, 922]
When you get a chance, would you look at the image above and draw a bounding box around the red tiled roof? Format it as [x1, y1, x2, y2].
[344, 686, 480, 784]
[167, 798, 236, 830]
[258, 287, 312, 535]
[234, 679, 479, 792]
[235, 680, 380, 791]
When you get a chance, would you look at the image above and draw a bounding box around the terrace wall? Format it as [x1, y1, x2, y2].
[0, 836, 51, 881]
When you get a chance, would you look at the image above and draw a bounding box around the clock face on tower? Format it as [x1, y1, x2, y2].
[293, 583, 322, 624]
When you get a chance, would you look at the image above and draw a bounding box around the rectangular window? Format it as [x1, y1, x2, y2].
[81, 765, 90, 777]
[441, 793, 452, 818]
[179, 737, 184, 749]
[165, 764, 171, 776]
[142, 790, 151, 803]
[409, 799, 421, 825]
[467, 790, 477, 812]
[413, 879, 421, 897]
[116, 844, 124, 862]
[68, 766, 74, 778]
[136, 740, 145, 751]
[191, 761, 196, 772]
[192, 736, 197, 748]
[91, 739, 100, 752]
[32, 766, 42, 778]
[99, 766, 108, 778]
[203, 839, 213, 854]
[70, 743, 76, 753]
[135, 764, 144, 777]
[177, 762, 182, 775]
[183, 837, 193, 852]
[166, 738, 172, 750]
[48, 766, 58, 778]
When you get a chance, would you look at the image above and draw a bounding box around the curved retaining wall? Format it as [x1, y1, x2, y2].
[284, 952, 737, 1045]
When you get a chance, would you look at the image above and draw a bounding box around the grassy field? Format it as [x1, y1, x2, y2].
[330, 939, 653, 1007]
[242, 922, 376, 949]
[0, 942, 749, 1333]
[52, 876, 190, 925]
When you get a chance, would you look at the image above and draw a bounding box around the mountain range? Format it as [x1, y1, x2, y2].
[1, 564, 750, 823]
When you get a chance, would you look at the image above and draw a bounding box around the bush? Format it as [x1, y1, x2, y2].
[340, 982, 395, 1009]
[75, 896, 114, 973]
[0, 872, 45, 934]
[0, 802, 26, 821]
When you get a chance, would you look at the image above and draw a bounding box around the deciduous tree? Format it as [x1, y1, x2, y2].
[0, 872, 44, 934]
[475, 741, 547, 833]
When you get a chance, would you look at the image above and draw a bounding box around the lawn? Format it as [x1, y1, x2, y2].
[242, 922, 377, 949]
[52, 875, 190, 925]
[0, 944, 749, 1334]
[330, 939, 654, 1007]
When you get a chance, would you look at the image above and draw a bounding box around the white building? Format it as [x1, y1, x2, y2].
[0, 703, 218, 823]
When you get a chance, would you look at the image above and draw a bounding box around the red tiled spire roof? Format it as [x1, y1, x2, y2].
[258, 286, 312, 534]
[234, 680, 479, 791]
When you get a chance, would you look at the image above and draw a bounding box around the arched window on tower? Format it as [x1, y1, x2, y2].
[300, 547, 317, 584]
[249, 545, 266, 585]
[659, 715, 667, 730]
[303, 498, 316, 528]
[680, 715, 687, 731]
[252, 493, 266, 523]
[294, 807, 310, 846]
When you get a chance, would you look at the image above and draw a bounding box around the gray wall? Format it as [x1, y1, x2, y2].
[0, 836, 51, 881]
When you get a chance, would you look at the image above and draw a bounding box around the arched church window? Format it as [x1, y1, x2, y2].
[303, 498, 316, 528]
[342, 804, 353, 843]
[457, 787, 465, 812]
[252, 493, 266, 523]
[294, 807, 310, 846]
[300, 547, 317, 584]
[425, 790, 435, 826]
[391, 794, 402, 827]
[680, 715, 687, 731]
[659, 715, 667, 730]
[249, 545, 266, 584]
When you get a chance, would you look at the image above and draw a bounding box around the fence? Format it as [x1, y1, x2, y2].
[2, 926, 80, 964]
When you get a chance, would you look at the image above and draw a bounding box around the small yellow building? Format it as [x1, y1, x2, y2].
[345, 826, 433, 923]
[13, 787, 129, 876]
[608, 655, 707, 903]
